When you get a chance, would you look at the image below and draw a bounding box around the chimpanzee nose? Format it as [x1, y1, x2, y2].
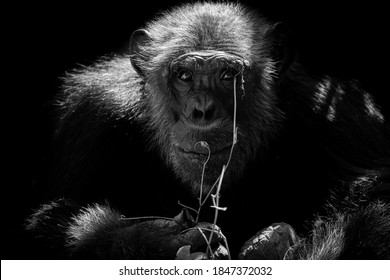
[191, 95, 218, 125]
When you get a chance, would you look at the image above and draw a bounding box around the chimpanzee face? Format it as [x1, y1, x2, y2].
[129, 10, 287, 195]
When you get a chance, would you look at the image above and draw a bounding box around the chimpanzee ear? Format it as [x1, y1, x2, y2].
[130, 29, 151, 77]
[265, 22, 295, 74]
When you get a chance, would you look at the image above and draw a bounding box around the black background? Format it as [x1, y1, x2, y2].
[4, 0, 389, 259]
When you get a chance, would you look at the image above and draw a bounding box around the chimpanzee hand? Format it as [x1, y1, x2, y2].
[238, 223, 299, 259]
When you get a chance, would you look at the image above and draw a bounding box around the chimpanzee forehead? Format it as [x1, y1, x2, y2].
[170, 51, 250, 70]
[145, 3, 266, 57]
[144, 3, 271, 73]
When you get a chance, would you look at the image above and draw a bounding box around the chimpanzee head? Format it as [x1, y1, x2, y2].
[129, 3, 292, 195]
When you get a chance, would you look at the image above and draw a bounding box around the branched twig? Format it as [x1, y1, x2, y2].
[198, 69, 241, 208]
[176, 63, 244, 260]
[207, 164, 227, 257]
[205, 71, 240, 259]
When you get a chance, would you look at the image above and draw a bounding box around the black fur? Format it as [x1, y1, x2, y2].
[25, 2, 390, 259]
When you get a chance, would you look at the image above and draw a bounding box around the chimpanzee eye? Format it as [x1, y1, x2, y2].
[177, 69, 193, 82]
[220, 69, 237, 81]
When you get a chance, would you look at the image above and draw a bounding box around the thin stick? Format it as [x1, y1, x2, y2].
[177, 201, 198, 215]
[195, 141, 211, 223]
[195, 226, 214, 258]
[119, 216, 174, 221]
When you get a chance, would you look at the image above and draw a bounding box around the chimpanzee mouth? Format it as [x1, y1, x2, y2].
[176, 144, 233, 157]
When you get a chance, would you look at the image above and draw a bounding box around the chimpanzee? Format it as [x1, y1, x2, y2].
[25, 2, 390, 259]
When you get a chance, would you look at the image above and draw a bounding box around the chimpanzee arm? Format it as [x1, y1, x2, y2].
[26, 198, 224, 259]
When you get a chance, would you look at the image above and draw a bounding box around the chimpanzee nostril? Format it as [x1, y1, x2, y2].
[204, 104, 216, 121]
[192, 108, 204, 121]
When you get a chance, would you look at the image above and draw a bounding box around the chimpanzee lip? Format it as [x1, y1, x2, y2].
[176, 143, 233, 156]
